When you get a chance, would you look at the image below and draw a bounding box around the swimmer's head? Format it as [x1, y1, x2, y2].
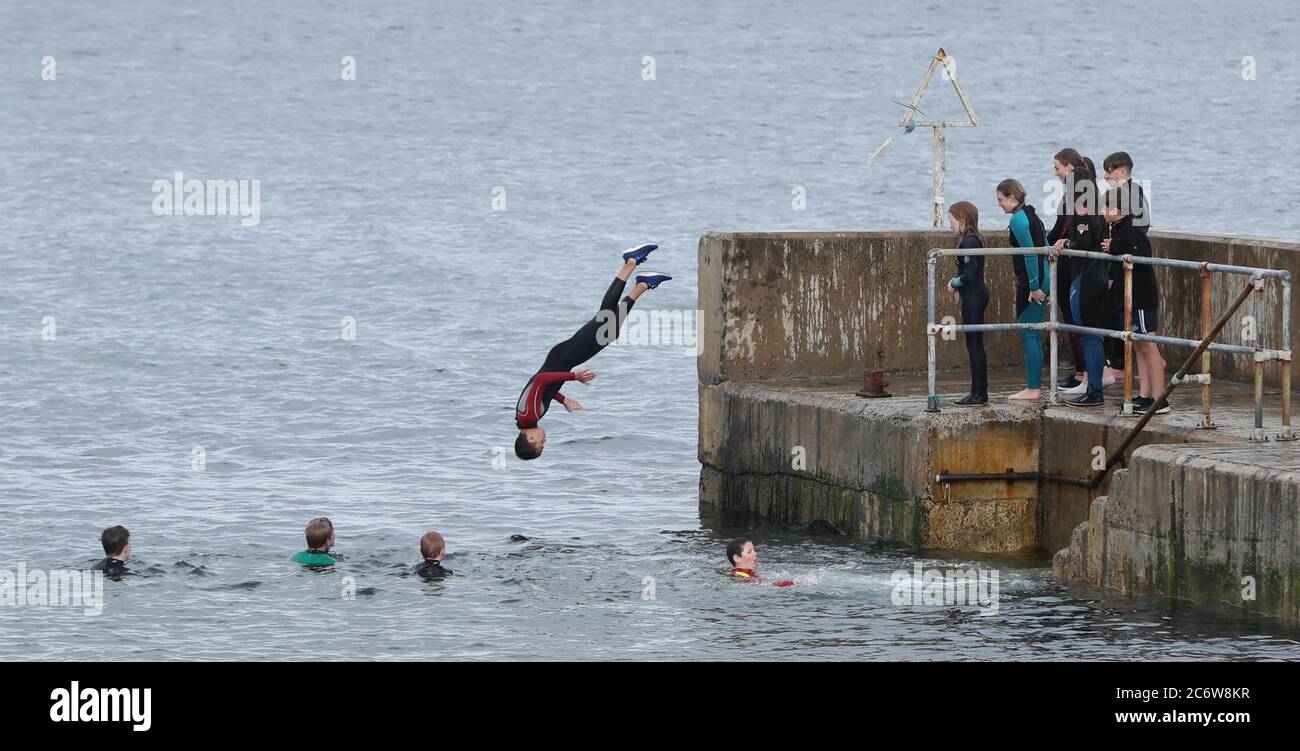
[515, 428, 545, 460]
[420, 531, 446, 561]
[305, 517, 335, 552]
[101, 525, 131, 560]
[726, 537, 757, 569]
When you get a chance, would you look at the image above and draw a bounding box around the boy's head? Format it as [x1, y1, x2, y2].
[514, 428, 545, 460]
[726, 537, 757, 569]
[304, 517, 335, 552]
[101, 525, 131, 559]
[420, 531, 446, 561]
[1103, 151, 1134, 186]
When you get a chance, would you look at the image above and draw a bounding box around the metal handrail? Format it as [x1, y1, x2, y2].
[925, 246, 1294, 443]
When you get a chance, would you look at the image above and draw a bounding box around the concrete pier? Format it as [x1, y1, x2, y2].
[698, 229, 1300, 620]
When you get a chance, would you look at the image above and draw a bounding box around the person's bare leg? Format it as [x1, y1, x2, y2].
[1146, 340, 1165, 400]
[627, 282, 649, 301]
[617, 259, 637, 282]
[1135, 343, 1151, 399]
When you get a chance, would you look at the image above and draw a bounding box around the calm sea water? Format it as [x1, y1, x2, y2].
[2, 0, 1299, 660]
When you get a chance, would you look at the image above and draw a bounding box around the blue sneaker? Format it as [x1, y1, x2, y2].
[622, 243, 658, 264]
[636, 272, 672, 290]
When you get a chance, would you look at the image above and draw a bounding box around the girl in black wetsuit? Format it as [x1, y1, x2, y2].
[945, 201, 988, 405]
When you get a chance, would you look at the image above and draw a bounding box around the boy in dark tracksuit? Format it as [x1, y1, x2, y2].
[1101, 152, 1152, 386]
[1103, 186, 1166, 414]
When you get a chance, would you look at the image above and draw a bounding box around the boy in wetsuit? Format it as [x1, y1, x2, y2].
[290, 517, 338, 566]
[91, 525, 131, 581]
[414, 531, 453, 579]
[514, 243, 672, 460]
[725, 538, 814, 587]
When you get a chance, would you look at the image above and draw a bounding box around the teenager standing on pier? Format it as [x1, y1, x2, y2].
[946, 201, 989, 406]
[996, 179, 1049, 401]
[1049, 148, 1091, 394]
[1054, 172, 1110, 407]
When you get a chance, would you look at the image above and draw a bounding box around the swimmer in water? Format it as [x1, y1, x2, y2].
[414, 531, 453, 579]
[514, 243, 672, 460]
[725, 538, 815, 587]
[91, 525, 131, 581]
[290, 517, 338, 567]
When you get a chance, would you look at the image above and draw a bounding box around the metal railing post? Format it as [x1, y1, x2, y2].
[927, 253, 940, 412]
[1049, 255, 1059, 405]
[1280, 272, 1294, 440]
[1199, 266, 1215, 429]
[1122, 258, 1134, 416]
[1251, 274, 1267, 442]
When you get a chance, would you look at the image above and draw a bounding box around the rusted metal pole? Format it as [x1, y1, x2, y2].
[1252, 275, 1267, 442]
[1200, 266, 1214, 429]
[1087, 279, 1256, 488]
[936, 469, 1091, 488]
[1282, 274, 1294, 440]
[1122, 259, 1134, 416]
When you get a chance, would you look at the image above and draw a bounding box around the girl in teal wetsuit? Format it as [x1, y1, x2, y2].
[995, 179, 1049, 401]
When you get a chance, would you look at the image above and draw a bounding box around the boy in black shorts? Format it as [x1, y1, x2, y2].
[1103, 186, 1167, 415]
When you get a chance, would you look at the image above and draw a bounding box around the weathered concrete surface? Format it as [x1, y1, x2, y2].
[1037, 406, 1244, 555]
[700, 369, 1269, 554]
[699, 377, 1039, 551]
[699, 230, 1016, 384]
[1053, 443, 1300, 622]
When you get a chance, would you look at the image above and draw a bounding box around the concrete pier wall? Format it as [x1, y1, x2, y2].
[699, 229, 1300, 388]
[1053, 443, 1300, 622]
[699, 229, 1300, 618]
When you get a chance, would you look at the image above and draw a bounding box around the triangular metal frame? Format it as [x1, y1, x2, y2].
[899, 48, 979, 129]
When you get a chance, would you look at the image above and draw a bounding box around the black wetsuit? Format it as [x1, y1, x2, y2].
[515, 276, 637, 428]
[414, 560, 453, 579]
[952, 234, 988, 397]
[91, 558, 128, 581]
[1049, 205, 1087, 373]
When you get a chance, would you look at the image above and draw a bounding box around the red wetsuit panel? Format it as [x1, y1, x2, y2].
[515, 371, 576, 428]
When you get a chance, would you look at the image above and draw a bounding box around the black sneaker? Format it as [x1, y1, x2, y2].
[955, 393, 988, 406]
[1056, 375, 1082, 390]
[1125, 396, 1152, 415]
[1134, 397, 1170, 415]
[1066, 391, 1105, 407]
